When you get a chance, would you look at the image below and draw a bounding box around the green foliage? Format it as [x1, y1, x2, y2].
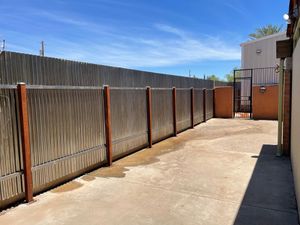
[206, 74, 220, 81]
[225, 73, 234, 82]
[249, 24, 283, 40]
[225, 67, 240, 82]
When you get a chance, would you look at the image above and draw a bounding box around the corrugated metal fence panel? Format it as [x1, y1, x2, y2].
[176, 89, 191, 132]
[27, 88, 106, 192]
[206, 90, 214, 120]
[214, 81, 232, 87]
[110, 89, 148, 158]
[194, 89, 204, 125]
[0, 88, 24, 204]
[0, 51, 214, 89]
[152, 89, 173, 143]
[252, 67, 279, 85]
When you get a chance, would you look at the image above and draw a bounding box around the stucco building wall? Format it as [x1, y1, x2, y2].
[291, 41, 300, 216]
[252, 85, 278, 120]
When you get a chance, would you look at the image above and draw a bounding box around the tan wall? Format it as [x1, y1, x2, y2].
[291, 42, 300, 218]
[214, 87, 233, 118]
[252, 85, 278, 120]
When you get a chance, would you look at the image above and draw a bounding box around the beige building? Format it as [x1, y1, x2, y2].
[284, 0, 300, 221]
[241, 32, 287, 69]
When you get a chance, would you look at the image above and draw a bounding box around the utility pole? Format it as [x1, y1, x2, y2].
[40, 41, 45, 56]
[1, 40, 5, 52]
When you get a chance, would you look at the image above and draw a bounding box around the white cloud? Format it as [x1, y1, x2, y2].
[154, 24, 187, 38]
[6, 22, 240, 68]
[47, 24, 240, 68]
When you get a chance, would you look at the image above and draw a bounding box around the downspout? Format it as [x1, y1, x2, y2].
[277, 58, 285, 156]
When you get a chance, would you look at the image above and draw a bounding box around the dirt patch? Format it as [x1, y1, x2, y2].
[51, 181, 83, 193]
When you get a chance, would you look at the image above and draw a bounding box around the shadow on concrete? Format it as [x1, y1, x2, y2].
[233, 145, 299, 225]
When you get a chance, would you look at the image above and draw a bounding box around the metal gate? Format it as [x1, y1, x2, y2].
[233, 69, 253, 118]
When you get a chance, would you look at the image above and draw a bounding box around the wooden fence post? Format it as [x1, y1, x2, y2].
[203, 88, 206, 122]
[191, 88, 194, 128]
[104, 85, 112, 166]
[172, 87, 177, 136]
[213, 89, 215, 118]
[146, 87, 152, 148]
[17, 83, 33, 203]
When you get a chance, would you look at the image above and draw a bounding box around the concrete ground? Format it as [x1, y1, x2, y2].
[0, 119, 298, 225]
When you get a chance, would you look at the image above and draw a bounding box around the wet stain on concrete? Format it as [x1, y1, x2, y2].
[81, 175, 96, 182]
[80, 120, 267, 180]
[86, 134, 189, 179]
[89, 166, 129, 178]
[51, 181, 83, 193]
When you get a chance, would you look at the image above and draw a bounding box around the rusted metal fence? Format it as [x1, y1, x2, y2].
[0, 84, 215, 209]
[0, 50, 217, 209]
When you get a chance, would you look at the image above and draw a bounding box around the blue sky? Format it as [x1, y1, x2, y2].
[0, 0, 288, 79]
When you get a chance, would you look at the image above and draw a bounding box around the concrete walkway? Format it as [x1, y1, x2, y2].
[0, 119, 298, 225]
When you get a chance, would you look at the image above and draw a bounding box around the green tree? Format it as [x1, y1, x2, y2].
[225, 73, 234, 82]
[249, 24, 283, 40]
[207, 74, 220, 81]
[225, 67, 240, 82]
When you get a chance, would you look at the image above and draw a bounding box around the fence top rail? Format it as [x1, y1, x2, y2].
[26, 85, 103, 90]
[110, 87, 146, 90]
[0, 85, 218, 91]
[234, 67, 277, 71]
[194, 88, 205, 91]
[0, 84, 17, 89]
[152, 87, 173, 91]
[176, 88, 193, 91]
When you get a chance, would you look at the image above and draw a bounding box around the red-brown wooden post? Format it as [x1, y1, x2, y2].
[17, 83, 33, 203]
[104, 85, 113, 166]
[146, 87, 152, 148]
[172, 87, 177, 136]
[191, 88, 194, 128]
[203, 88, 206, 122]
[213, 89, 216, 118]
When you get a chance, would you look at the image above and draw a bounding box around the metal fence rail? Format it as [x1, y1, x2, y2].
[214, 81, 232, 87]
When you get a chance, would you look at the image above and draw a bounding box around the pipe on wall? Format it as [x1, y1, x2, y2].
[277, 59, 285, 156]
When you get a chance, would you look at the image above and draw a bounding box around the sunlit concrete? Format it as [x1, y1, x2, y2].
[0, 119, 297, 225]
